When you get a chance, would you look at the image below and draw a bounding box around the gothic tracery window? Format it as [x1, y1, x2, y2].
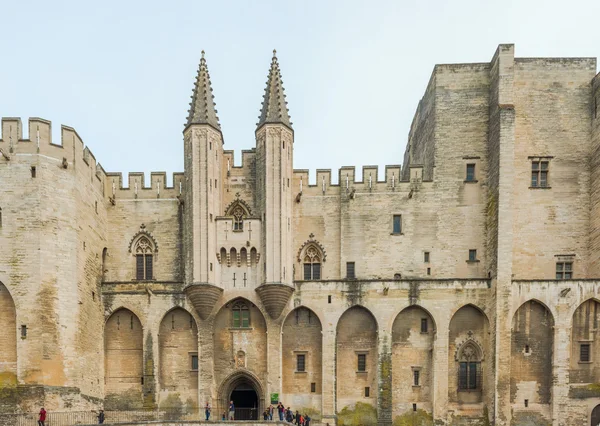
[232, 301, 250, 328]
[457, 341, 482, 391]
[232, 205, 245, 231]
[303, 245, 321, 280]
[135, 236, 154, 280]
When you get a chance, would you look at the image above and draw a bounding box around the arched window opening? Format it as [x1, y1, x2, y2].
[135, 236, 154, 280]
[220, 247, 227, 264]
[225, 199, 251, 232]
[232, 206, 245, 231]
[303, 245, 321, 280]
[232, 301, 250, 328]
[250, 248, 257, 266]
[458, 341, 482, 391]
[240, 248, 248, 265]
[230, 248, 238, 267]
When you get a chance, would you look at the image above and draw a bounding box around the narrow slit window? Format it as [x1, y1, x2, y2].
[364, 387, 370, 397]
[413, 369, 420, 386]
[191, 354, 199, 371]
[31, 166, 36, 178]
[466, 164, 476, 182]
[310, 382, 316, 393]
[392, 215, 402, 234]
[424, 252, 430, 263]
[421, 318, 428, 333]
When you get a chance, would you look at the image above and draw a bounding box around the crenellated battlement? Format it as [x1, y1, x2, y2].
[105, 172, 185, 200]
[291, 164, 429, 196]
[223, 149, 256, 173]
[0, 117, 184, 201]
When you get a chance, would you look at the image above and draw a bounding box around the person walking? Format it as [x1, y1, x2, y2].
[295, 410, 300, 425]
[97, 409, 105, 424]
[205, 402, 211, 421]
[277, 402, 284, 421]
[228, 400, 235, 420]
[38, 407, 46, 426]
[268, 405, 273, 421]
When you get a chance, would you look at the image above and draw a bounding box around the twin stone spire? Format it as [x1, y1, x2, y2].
[186, 49, 292, 134]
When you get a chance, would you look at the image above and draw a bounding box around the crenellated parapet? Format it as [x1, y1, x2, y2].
[291, 164, 430, 198]
[105, 171, 185, 201]
[0, 117, 106, 193]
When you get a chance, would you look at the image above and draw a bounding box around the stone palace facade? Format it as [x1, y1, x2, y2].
[1, 44, 600, 425]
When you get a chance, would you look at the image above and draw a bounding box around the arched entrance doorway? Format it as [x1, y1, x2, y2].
[218, 370, 264, 421]
[592, 404, 600, 426]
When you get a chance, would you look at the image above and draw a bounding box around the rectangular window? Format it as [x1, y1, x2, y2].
[421, 318, 428, 333]
[31, 166, 36, 178]
[413, 369, 420, 386]
[136, 255, 144, 280]
[580, 343, 591, 362]
[459, 361, 480, 390]
[468, 249, 477, 262]
[346, 262, 356, 280]
[241, 309, 250, 328]
[424, 252, 430, 263]
[191, 354, 199, 371]
[145, 255, 153, 280]
[364, 387, 370, 397]
[357, 354, 366, 372]
[311, 382, 316, 393]
[466, 164, 475, 182]
[304, 263, 321, 280]
[296, 354, 306, 372]
[531, 160, 549, 188]
[556, 262, 573, 279]
[392, 215, 402, 234]
[426, 267, 431, 276]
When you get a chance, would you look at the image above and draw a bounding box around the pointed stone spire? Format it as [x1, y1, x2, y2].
[186, 50, 221, 131]
[257, 49, 292, 130]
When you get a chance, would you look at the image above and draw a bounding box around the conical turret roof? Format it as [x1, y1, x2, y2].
[257, 50, 292, 130]
[186, 51, 221, 131]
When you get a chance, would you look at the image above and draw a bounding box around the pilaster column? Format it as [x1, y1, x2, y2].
[432, 317, 449, 424]
[552, 313, 570, 425]
[377, 330, 393, 426]
[142, 327, 158, 408]
[266, 317, 284, 408]
[321, 325, 337, 425]
[198, 319, 214, 409]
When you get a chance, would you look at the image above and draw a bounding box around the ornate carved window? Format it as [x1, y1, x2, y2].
[134, 236, 154, 280]
[232, 301, 250, 328]
[297, 234, 326, 281]
[457, 341, 482, 391]
[303, 246, 321, 280]
[225, 197, 251, 232]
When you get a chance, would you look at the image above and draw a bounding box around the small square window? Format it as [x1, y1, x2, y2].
[421, 318, 428, 333]
[357, 354, 367, 372]
[392, 215, 402, 234]
[556, 262, 573, 279]
[531, 160, 549, 188]
[191, 354, 199, 371]
[580, 343, 591, 362]
[424, 252, 430, 263]
[468, 249, 477, 262]
[296, 354, 306, 372]
[466, 164, 475, 182]
[364, 387, 370, 397]
[413, 369, 420, 386]
[346, 262, 356, 280]
[311, 382, 316, 393]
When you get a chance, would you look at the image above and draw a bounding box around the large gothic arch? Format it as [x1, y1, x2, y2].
[0, 282, 17, 385]
[217, 369, 265, 420]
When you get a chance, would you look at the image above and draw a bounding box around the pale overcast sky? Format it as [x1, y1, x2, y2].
[1, 0, 599, 185]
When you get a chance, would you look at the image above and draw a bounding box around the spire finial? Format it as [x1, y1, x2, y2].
[257, 50, 292, 130]
[185, 52, 221, 131]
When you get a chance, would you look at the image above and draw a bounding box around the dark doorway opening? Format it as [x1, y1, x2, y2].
[592, 404, 600, 426]
[230, 382, 258, 420]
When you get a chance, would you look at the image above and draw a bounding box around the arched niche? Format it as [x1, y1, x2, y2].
[336, 306, 378, 410]
[0, 282, 17, 386]
[282, 307, 323, 403]
[391, 306, 435, 415]
[213, 298, 267, 393]
[510, 300, 554, 406]
[104, 308, 143, 408]
[159, 308, 198, 407]
[570, 299, 600, 384]
[448, 304, 490, 405]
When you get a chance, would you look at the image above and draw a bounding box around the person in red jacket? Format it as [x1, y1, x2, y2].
[38, 407, 47, 426]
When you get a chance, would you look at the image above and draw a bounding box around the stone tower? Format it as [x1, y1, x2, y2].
[255, 50, 295, 319]
[183, 51, 224, 319]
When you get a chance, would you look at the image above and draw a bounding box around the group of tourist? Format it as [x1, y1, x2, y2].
[262, 402, 311, 425]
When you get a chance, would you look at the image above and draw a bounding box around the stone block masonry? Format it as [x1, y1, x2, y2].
[1, 45, 600, 426]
